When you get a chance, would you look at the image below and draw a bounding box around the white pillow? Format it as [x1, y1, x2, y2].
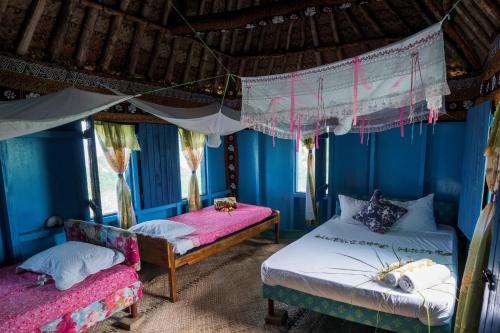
[128, 219, 196, 240]
[18, 241, 125, 290]
[390, 194, 436, 232]
[338, 194, 367, 224]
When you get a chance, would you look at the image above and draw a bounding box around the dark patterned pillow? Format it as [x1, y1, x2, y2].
[353, 190, 408, 234]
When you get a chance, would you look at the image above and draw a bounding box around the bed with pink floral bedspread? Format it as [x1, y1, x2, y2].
[169, 203, 273, 248]
[0, 220, 143, 333]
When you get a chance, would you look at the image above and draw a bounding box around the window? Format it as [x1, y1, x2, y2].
[178, 135, 204, 199]
[82, 121, 118, 216]
[295, 140, 310, 193]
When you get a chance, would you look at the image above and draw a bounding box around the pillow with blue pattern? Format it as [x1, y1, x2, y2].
[353, 190, 408, 234]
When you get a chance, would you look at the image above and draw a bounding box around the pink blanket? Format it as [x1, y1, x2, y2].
[170, 203, 273, 247]
[0, 264, 138, 333]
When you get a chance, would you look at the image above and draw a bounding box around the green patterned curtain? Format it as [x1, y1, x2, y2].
[179, 128, 206, 211]
[455, 103, 499, 333]
[302, 138, 318, 225]
[95, 121, 140, 229]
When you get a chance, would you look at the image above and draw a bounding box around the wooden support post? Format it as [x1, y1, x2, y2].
[167, 242, 178, 302]
[274, 221, 280, 244]
[265, 299, 288, 326]
[116, 302, 144, 331]
[17, 0, 47, 56]
[75, 7, 98, 68]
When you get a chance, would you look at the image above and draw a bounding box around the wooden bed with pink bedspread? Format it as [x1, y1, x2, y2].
[136, 203, 280, 302]
[0, 220, 143, 333]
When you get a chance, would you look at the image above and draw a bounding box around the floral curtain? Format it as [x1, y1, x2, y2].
[455, 102, 499, 333]
[302, 138, 318, 225]
[179, 128, 206, 211]
[95, 121, 140, 229]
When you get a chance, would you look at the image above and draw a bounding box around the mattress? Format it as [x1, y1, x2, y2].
[168, 203, 273, 254]
[261, 217, 458, 326]
[0, 264, 138, 333]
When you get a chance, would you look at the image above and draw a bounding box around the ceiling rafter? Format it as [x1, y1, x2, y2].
[462, 0, 494, 39]
[236, 36, 402, 59]
[16, 0, 47, 56]
[75, 6, 98, 67]
[147, 0, 172, 79]
[358, 4, 384, 37]
[49, 0, 77, 62]
[168, 0, 365, 35]
[473, 0, 500, 28]
[419, 0, 481, 71]
[308, 15, 322, 66]
[453, 3, 491, 48]
[326, 10, 342, 61]
[99, 0, 131, 72]
[380, 0, 411, 34]
[127, 0, 154, 76]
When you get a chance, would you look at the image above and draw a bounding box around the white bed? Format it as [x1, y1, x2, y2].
[261, 217, 457, 326]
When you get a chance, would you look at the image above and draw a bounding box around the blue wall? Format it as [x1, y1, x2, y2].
[0, 123, 89, 265]
[0, 122, 228, 266]
[238, 122, 466, 231]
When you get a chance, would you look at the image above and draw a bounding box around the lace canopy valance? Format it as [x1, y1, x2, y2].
[240, 23, 450, 142]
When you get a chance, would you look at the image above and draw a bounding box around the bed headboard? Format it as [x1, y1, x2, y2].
[64, 220, 141, 271]
[334, 195, 458, 227]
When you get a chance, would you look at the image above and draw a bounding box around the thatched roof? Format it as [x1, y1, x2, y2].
[0, 0, 498, 101]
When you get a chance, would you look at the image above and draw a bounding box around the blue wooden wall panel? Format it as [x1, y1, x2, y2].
[237, 131, 261, 205]
[239, 122, 466, 231]
[137, 124, 181, 209]
[458, 101, 491, 240]
[425, 123, 465, 202]
[331, 134, 370, 196]
[0, 123, 89, 264]
[373, 126, 427, 199]
[207, 143, 227, 193]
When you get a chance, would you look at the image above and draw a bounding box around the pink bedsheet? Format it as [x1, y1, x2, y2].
[0, 264, 138, 333]
[170, 203, 273, 247]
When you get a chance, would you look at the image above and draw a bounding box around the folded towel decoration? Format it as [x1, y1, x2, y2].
[381, 259, 434, 287]
[398, 263, 451, 293]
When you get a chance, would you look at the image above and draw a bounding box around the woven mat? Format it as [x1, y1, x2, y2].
[89, 238, 382, 333]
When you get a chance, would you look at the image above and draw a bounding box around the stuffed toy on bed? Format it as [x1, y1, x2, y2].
[214, 197, 237, 212]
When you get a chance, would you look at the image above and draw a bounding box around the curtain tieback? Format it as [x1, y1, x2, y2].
[118, 173, 124, 179]
[191, 170, 196, 175]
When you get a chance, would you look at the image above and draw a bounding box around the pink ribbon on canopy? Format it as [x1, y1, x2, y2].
[400, 107, 405, 138]
[290, 73, 296, 133]
[296, 114, 301, 152]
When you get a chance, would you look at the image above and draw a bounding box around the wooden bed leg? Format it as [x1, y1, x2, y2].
[167, 243, 178, 302]
[265, 299, 288, 326]
[130, 303, 139, 318]
[116, 302, 144, 331]
[274, 222, 280, 244]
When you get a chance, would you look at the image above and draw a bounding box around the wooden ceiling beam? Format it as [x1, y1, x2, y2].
[308, 16, 322, 66]
[75, 7, 98, 67]
[182, 41, 197, 82]
[285, 21, 294, 51]
[165, 38, 179, 82]
[342, 9, 363, 40]
[419, 0, 481, 71]
[0, 0, 9, 23]
[148, 0, 172, 79]
[49, 0, 77, 61]
[127, 0, 153, 76]
[236, 36, 402, 59]
[327, 10, 342, 61]
[380, 0, 412, 34]
[168, 0, 364, 35]
[453, 4, 491, 48]
[16, 0, 47, 56]
[462, 0, 495, 39]
[473, 0, 500, 27]
[358, 5, 384, 37]
[99, 0, 131, 72]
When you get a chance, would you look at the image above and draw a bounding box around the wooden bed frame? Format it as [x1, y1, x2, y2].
[136, 210, 281, 302]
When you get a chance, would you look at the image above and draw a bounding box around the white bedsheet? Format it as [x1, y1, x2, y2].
[261, 217, 457, 326]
